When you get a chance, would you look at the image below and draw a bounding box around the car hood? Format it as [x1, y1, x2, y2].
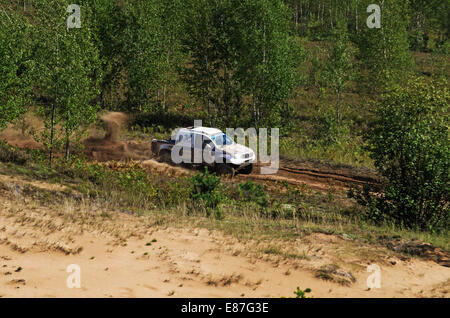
[218, 143, 253, 156]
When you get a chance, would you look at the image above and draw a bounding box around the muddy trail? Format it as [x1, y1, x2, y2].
[85, 112, 379, 191]
[1, 111, 379, 191]
[239, 161, 379, 191]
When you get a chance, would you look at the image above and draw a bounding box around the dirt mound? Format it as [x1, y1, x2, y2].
[82, 112, 152, 162]
[379, 236, 450, 267]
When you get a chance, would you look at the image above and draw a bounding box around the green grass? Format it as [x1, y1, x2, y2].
[280, 135, 374, 168]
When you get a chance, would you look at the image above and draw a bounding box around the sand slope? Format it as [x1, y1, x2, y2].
[0, 182, 448, 298]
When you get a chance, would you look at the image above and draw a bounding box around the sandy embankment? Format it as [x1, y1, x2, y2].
[0, 179, 448, 298]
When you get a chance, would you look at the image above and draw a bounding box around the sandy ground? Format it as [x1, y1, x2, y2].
[0, 176, 449, 298]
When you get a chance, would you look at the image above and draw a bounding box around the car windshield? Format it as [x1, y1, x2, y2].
[211, 133, 233, 146]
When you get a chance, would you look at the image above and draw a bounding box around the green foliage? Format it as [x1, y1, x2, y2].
[282, 182, 307, 204]
[114, 165, 156, 197]
[121, 0, 186, 112]
[32, 0, 101, 160]
[286, 0, 448, 53]
[356, 0, 414, 91]
[59, 158, 158, 208]
[89, 0, 127, 109]
[238, 181, 270, 212]
[121, 0, 164, 112]
[312, 105, 351, 146]
[0, 7, 32, 129]
[157, 0, 187, 111]
[190, 168, 224, 217]
[407, 0, 449, 51]
[321, 20, 354, 123]
[294, 287, 312, 298]
[182, 0, 302, 127]
[350, 78, 449, 231]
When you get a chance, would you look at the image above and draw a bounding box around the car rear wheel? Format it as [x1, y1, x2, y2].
[158, 150, 172, 164]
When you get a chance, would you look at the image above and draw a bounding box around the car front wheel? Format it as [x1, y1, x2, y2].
[216, 164, 235, 177]
[239, 164, 253, 175]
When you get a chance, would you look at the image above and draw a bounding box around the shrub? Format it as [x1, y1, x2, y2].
[350, 78, 449, 232]
[0, 141, 29, 165]
[238, 181, 270, 215]
[114, 163, 156, 197]
[190, 168, 224, 217]
[60, 158, 157, 207]
[293, 287, 311, 299]
[312, 105, 350, 146]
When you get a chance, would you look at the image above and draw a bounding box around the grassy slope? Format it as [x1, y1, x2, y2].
[0, 155, 447, 253]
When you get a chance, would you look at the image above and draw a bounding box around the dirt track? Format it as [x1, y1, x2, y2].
[81, 112, 377, 190]
[0, 111, 378, 191]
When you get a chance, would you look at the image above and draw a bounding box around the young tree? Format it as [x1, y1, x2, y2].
[32, 0, 101, 163]
[407, 0, 448, 51]
[0, 7, 32, 129]
[89, 0, 127, 109]
[350, 78, 449, 231]
[181, 0, 216, 125]
[121, 0, 165, 112]
[357, 0, 414, 92]
[237, 0, 303, 128]
[157, 0, 186, 111]
[321, 18, 354, 124]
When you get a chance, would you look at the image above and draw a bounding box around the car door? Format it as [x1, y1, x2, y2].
[176, 132, 192, 163]
[191, 133, 204, 164]
[202, 137, 215, 165]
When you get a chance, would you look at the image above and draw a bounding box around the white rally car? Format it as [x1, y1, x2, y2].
[151, 126, 256, 176]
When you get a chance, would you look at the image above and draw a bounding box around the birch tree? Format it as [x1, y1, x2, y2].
[0, 6, 32, 129]
[32, 0, 101, 163]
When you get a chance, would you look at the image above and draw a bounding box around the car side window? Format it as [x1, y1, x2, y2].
[178, 133, 190, 145]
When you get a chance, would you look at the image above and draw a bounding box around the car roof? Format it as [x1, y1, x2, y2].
[180, 127, 222, 136]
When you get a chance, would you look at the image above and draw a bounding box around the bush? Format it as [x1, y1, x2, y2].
[60, 158, 157, 207]
[238, 181, 270, 214]
[312, 105, 350, 146]
[0, 141, 29, 165]
[190, 168, 224, 217]
[350, 78, 449, 232]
